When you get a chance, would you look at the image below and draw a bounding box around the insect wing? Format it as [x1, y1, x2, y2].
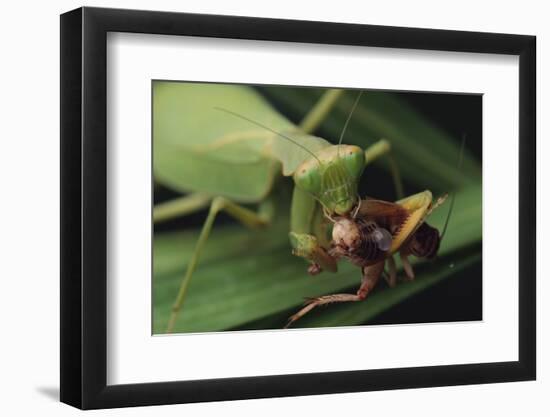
[359, 192, 435, 254]
[358, 198, 409, 222]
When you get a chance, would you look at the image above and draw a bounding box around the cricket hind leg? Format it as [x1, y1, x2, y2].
[165, 196, 274, 333]
[384, 255, 398, 287]
[400, 252, 415, 281]
[285, 261, 385, 328]
[284, 293, 363, 329]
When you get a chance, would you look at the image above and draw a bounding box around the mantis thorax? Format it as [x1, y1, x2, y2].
[293, 145, 365, 215]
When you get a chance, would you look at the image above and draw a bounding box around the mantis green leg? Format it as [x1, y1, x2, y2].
[153, 193, 211, 223]
[288, 186, 338, 274]
[299, 89, 345, 134]
[165, 196, 274, 333]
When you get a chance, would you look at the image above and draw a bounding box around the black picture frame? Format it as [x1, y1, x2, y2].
[60, 6, 536, 410]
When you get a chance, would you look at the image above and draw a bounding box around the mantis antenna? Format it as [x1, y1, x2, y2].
[440, 133, 466, 241]
[337, 90, 363, 160]
[338, 90, 363, 146]
[213, 107, 322, 164]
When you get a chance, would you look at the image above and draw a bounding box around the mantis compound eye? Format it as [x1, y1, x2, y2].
[371, 227, 392, 252]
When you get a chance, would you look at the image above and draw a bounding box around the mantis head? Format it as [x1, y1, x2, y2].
[213, 90, 367, 217]
[293, 89, 367, 216]
[293, 145, 365, 215]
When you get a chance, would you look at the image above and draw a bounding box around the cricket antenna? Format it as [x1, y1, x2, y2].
[214, 107, 322, 164]
[440, 134, 466, 241]
[338, 91, 363, 150]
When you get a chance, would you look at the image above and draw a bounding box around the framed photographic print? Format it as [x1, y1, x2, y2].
[60, 6, 536, 409]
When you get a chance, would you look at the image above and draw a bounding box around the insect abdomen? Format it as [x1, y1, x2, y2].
[409, 223, 440, 259]
[355, 220, 391, 263]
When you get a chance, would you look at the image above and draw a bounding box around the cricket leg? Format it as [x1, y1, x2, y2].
[364, 139, 404, 199]
[285, 261, 385, 328]
[400, 252, 415, 280]
[284, 293, 362, 329]
[165, 196, 274, 333]
[385, 255, 398, 287]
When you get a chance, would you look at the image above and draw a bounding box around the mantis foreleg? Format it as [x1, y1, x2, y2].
[299, 89, 345, 134]
[165, 196, 274, 333]
[288, 187, 338, 273]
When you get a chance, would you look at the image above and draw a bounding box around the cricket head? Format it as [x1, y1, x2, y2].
[294, 145, 365, 215]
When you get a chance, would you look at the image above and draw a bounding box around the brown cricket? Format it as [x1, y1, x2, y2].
[286, 191, 449, 327]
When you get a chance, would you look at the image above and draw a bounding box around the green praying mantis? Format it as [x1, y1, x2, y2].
[153, 82, 454, 333]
